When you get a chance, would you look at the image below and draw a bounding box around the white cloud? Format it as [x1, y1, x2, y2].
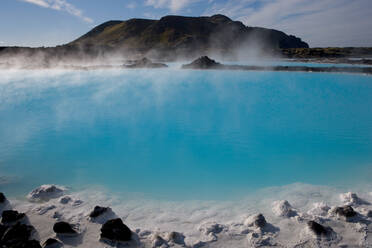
[145, 0, 199, 13]
[203, 0, 372, 47]
[20, 0, 93, 23]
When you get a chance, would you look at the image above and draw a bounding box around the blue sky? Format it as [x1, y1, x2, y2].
[1, 0, 372, 47]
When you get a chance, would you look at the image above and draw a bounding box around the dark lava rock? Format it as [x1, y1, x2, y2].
[89, 206, 109, 218]
[124, 58, 168, 68]
[0, 224, 8, 239]
[307, 221, 328, 236]
[0, 192, 5, 203]
[182, 56, 222, 69]
[1, 222, 34, 246]
[53, 222, 76, 234]
[43, 238, 62, 248]
[367, 210, 372, 218]
[100, 218, 132, 242]
[1, 210, 26, 224]
[335, 206, 357, 218]
[253, 214, 267, 228]
[12, 240, 42, 248]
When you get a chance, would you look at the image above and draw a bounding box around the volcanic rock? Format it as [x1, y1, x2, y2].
[307, 221, 329, 236]
[43, 238, 63, 248]
[1, 210, 26, 224]
[27, 185, 65, 202]
[100, 218, 132, 242]
[244, 213, 267, 228]
[182, 56, 222, 69]
[334, 206, 357, 218]
[89, 206, 110, 218]
[1, 222, 34, 246]
[53, 222, 77, 235]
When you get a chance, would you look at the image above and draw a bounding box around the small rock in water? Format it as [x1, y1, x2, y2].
[335, 206, 357, 218]
[244, 213, 267, 228]
[182, 56, 222, 69]
[100, 218, 132, 242]
[43, 238, 63, 248]
[27, 185, 65, 202]
[151, 234, 168, 247]
[167, 231, 185, 245]
[307, 221, 328, 236]
[34, 205, 56, 215]
[58, 196, 72, 204]
[53, 221, 77, 235]
[199, 222, 224, 236]
[272, 200, 297, 218]
[0, 192, 6, 203]
[1, 210, 26, 224]
[1, 222, 34, 246]
[89, 206, 110, 218]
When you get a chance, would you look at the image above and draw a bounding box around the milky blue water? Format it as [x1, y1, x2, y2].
[1, 69, 372, 200]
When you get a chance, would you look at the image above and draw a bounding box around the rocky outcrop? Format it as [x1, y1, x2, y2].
[71, 14, 308, 58]
[182, 56, 222, 69]
[100, 218, 132, 242]
[27, 185, 65, 202]
[182, 56, 372, 74]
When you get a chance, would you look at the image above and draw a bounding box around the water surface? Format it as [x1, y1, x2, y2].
[1, 69, 372, 200]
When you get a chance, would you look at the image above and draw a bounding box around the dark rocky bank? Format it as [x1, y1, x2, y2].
[182, 56, 372, 75]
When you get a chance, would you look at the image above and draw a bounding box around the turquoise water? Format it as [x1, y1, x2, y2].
[1, 69, 372, 200]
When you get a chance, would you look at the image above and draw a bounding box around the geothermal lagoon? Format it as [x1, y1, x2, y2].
[1, 66, 372, 247]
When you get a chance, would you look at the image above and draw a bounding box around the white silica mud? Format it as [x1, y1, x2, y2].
[2, 183, 372, 247]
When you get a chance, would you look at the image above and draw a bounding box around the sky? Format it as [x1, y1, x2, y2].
[1, 0, 372, 47]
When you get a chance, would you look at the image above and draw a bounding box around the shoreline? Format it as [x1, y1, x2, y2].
[1, 57, 372, 75]
[2, 183, 372, 247]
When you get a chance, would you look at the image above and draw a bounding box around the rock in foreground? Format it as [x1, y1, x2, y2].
[0, 222, 39, 247]
[53, 222, 77, 235]
[1, 210, 26, 224]
[100, 218, 132, 242]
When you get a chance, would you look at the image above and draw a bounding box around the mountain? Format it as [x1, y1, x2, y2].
[69, 14, 308, 59]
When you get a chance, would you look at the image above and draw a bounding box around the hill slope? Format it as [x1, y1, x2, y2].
[70, 14, 308, 58]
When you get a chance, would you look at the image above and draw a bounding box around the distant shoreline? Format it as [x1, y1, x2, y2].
[1, 56, 371, 76]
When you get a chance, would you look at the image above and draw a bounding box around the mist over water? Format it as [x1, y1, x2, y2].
[1, 69, 372, 200]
